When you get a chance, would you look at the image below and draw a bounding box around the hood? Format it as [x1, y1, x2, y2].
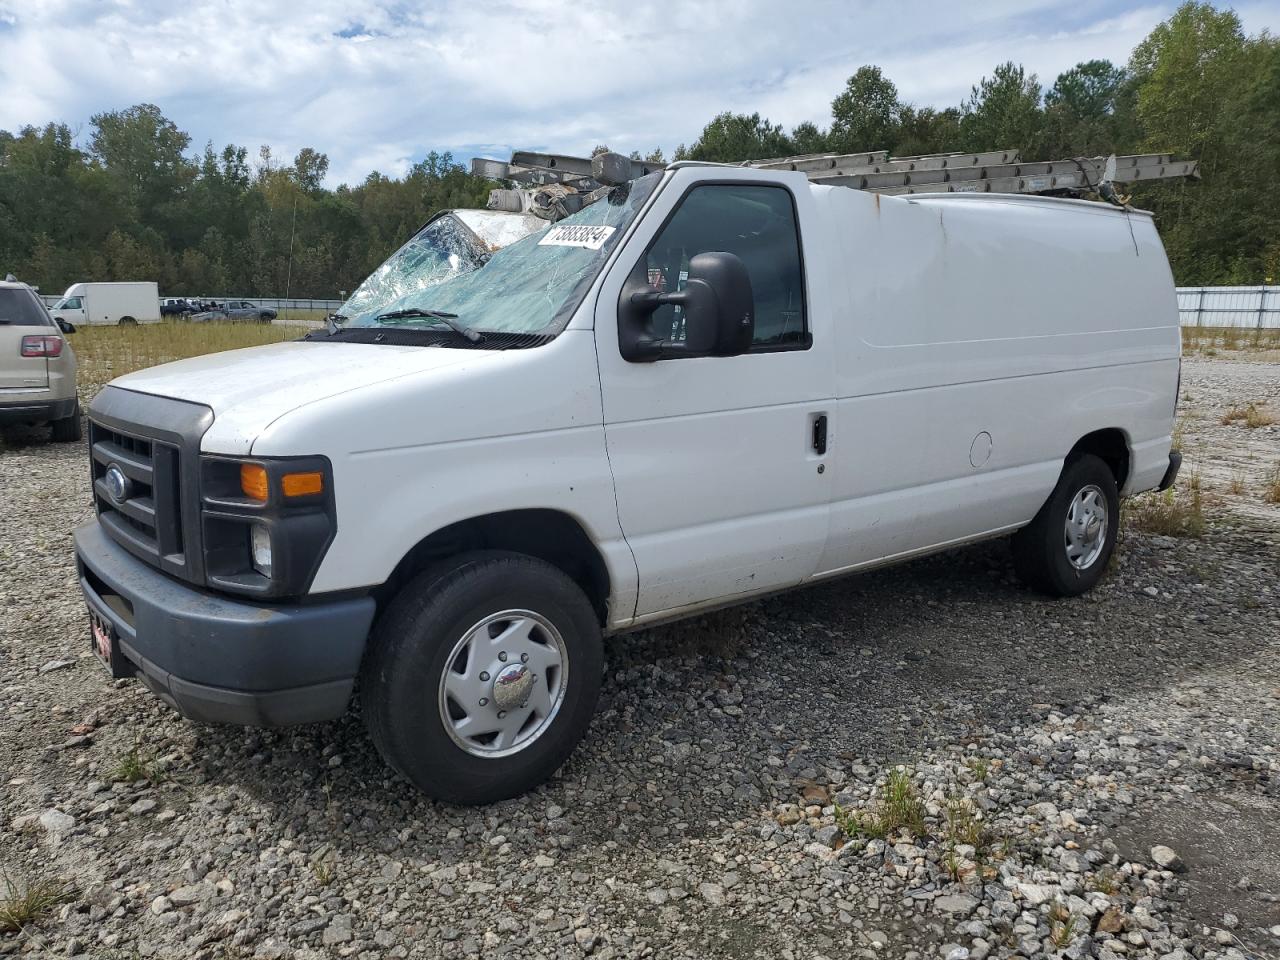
[110, 340, 485, 453]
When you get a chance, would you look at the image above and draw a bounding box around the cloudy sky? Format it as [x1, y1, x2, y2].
[2, 0, 1277, 185]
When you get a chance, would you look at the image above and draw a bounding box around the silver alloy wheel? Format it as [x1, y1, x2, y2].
[437, 609, 568, 758]
[1064, 484, 1108, 570]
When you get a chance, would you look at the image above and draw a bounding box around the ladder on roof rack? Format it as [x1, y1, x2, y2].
[471, 147, 1199, 217]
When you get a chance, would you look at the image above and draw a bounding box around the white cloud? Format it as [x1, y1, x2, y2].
[0, 0, 1273, 185]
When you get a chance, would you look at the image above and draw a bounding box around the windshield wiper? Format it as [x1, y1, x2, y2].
[375, 308, 483, 344]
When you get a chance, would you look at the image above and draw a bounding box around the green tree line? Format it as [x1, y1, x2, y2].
[673, 3, 1279, 285]
[1, 1, 1276, 296]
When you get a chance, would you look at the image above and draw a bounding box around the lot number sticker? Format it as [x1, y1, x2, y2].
[538, 224, 616, 250]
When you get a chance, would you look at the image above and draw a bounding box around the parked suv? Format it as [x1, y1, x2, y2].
[0, 276, 80, 441]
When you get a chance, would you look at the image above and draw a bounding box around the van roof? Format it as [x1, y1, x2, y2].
[905, 191, 1155, 219]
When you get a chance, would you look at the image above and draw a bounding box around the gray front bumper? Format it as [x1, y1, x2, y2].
[75, 521, 376, 726]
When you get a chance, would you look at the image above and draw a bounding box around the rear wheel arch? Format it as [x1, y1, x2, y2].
[1067, 428, 1130, 492]
[377, 509, 613, 626]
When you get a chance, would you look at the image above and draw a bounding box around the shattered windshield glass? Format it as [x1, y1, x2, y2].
[340, 173, 661, 336]
[338, 215, 489, 323]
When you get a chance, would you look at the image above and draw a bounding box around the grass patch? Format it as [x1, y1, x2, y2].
[110, 744, 164, 785]
[1221, 403, 1277, 428]
[835, 767, 926, 841]
[943, 795, 987, 847]
[0, 873, 73, 933]
[1086, 866, 1121, 894]
[1227, 471, 1247, 495]
[73, 321, 303, 399]
[310, 855, 337, 887]
[1182, 326, 1280, 355]
[1265, 463, 1280, 505]
[1126, 474, 1206, 538]
[1049, 904, 1079, 948]
[963, 757, 991, 782]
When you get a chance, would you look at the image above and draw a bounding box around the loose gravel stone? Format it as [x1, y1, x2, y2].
[0, 356, 1277, 960]
[1151, 844, 1186, 872]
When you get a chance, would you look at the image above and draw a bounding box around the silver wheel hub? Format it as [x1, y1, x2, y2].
[492, 663, 534, 711]
[1065, 484, 1108, 570]
[437, 609, 568, 758]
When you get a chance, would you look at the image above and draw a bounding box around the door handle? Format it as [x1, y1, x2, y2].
[812, 414, 828, 456]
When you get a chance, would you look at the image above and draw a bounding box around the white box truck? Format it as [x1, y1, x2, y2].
[51, 281, 160, 326]
[73, 159, 1182, 804]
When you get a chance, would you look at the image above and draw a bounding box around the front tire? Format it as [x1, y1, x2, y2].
[1012, 453, 1119, 597]
[360, 552, 603, 804]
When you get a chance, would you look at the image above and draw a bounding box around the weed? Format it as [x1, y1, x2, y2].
[835, 768, 926, 840]
[941, 846, 965, 882]
[1227, 471, 1247, 495]
[1222, 403, 1277, 428]
[1126, 476, 1206, 538]
[311, 859, 336, 886]
[0, 873, 73, 933]
[111, 744, 163, 785]
[964, 757, 990, 782]
[944, 795, 986, 847]
[1264, 463, 1280, 505]
[1049, 905, 1078, 948]
[1086, 867, 1121, 895]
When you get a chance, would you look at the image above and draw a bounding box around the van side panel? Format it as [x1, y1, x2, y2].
[816, 188, 1178, 575]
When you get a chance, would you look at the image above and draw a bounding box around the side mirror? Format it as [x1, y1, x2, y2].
[618, 251, 754, 362]
[57, 319, 76, 334]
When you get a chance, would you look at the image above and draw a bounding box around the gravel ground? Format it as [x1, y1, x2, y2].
[1, 357, 1278, 960]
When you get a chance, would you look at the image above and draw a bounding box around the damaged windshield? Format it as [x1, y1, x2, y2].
[338, 173, 661, 337]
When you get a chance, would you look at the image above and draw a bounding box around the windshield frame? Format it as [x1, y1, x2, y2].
[336, 171, 668, 344]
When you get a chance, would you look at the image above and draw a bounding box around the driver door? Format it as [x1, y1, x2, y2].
[594, 169, 836, 623]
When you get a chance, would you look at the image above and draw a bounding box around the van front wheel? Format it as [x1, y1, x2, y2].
[1012, 453, 1119, 597]
[360, 552, 603, 804]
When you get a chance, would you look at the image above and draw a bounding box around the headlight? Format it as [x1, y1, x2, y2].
[199, 455, 335, 598]
[250, 523, 273, 578]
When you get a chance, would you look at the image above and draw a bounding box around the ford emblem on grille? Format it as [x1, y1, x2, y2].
[104, 464, 132, 503]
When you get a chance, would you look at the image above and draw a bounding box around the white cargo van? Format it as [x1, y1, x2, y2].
[51, 281, 160, 326]
[74, 163, 1181, 804]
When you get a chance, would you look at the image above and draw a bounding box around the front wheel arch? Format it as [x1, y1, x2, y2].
[376, 509, 613, 627]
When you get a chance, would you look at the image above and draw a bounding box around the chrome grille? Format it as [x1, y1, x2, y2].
[90, 421, 186, 570]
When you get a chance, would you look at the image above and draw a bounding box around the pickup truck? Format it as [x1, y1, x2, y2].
[190, 300, 277, 323]
[74, 160, 1181, 804]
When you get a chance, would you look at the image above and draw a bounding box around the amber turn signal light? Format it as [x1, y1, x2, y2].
[281, 471, 324, 498]
[240, 463, 269, 501]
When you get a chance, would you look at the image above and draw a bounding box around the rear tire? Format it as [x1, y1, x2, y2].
[360, 551, 603, 804]
[1012, 453, 1119, 597]
[51, 403, 82, 443]
[119, 316, 137, 326]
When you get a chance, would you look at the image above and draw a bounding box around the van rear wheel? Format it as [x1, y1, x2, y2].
[118, 316, 137, 325]
[360, 552, 603, 804]
[1012, 453, 1119, 597]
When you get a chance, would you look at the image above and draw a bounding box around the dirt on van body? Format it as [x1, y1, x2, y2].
[1, 357, 1277, 960]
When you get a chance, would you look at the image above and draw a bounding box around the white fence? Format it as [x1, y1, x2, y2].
[1178, 285, 1279, 329]
[40, 294, 345, 317]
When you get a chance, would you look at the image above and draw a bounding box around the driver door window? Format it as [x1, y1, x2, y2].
[642, 184, 808, 351]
